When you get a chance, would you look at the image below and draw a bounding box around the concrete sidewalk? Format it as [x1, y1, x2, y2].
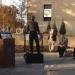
[44, 53, 75, 75]
[0, 52, 75, 75]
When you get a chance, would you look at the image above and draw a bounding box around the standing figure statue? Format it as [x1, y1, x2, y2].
[26, 15, 41, 54]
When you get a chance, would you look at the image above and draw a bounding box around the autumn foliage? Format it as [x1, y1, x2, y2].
[0, 5, 19, 32]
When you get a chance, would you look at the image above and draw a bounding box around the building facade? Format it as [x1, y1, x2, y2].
[28, 0, 75, 36]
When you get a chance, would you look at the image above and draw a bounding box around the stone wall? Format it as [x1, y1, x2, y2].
[29, 0, 75, 36]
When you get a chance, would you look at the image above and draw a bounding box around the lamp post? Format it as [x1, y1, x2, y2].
[23, 0, 28, 52]
[23, 25, 26, 52]
[23, 0, 32, 53]
[3, 14, 6, 32]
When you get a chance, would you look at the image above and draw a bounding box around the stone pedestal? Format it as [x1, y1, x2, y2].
[24, 53, 43, 63]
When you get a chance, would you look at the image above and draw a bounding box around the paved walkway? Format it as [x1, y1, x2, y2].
[0, 52, 75, 75]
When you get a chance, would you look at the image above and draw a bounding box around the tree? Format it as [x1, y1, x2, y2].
[52, 20, 58, 36]
[59, 21, 66, 35]
[14, 0, 26, 26]
[47, 21, 51, 33]
[0, 5, 18, 32]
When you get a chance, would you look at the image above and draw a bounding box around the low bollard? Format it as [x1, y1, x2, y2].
[73, 48, 75, 59]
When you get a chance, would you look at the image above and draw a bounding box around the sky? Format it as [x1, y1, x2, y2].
[2, 0, 23, 8]
[2, 0, 27, 25]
